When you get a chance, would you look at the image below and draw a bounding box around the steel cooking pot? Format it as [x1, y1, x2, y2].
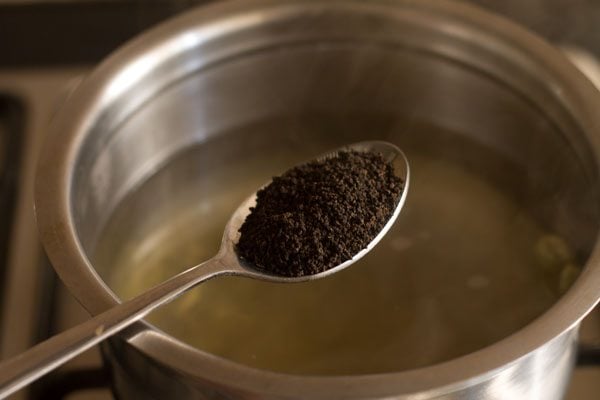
[35, 0, 600, 398]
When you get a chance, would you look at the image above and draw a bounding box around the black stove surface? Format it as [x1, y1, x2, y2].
[0, 97, 23, 340]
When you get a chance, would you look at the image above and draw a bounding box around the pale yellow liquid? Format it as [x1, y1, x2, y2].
[95, 118, 569, 375]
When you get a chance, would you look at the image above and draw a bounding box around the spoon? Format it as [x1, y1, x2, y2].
[0, 140, 409, 398]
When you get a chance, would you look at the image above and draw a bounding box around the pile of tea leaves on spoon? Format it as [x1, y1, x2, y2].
[237, 150, 404, 277]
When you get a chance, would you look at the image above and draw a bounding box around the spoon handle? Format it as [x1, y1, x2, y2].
[0, 257, 227, 399]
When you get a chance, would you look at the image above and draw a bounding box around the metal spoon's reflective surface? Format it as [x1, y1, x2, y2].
[0, 141, 409, 399]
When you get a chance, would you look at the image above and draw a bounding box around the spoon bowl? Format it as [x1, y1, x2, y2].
[222, 140, 410, 282]
[0, 141, 409, 398]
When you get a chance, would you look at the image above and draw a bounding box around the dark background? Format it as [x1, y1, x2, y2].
[1, 0, 600, 67]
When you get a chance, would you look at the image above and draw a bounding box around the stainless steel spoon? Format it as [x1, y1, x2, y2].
[0, 140, 409, 398]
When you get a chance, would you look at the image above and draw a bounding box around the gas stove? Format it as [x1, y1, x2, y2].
[0, 1, 598, 399]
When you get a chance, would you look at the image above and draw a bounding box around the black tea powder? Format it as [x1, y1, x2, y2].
[237, 150, 404, 277]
